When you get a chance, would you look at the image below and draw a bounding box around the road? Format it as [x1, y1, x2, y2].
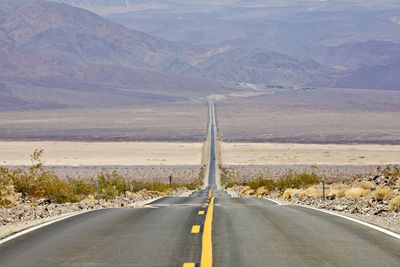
[0, 101, 399, 266]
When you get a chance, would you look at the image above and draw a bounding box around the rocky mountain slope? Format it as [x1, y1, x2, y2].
[1, 0, 400, 110]
[0, 0, 231, 109]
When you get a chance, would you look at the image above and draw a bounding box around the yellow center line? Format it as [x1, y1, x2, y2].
[191, 225, 201, 234]
[201, 191, 214, 267]
[198, 210, 205, 215]
[182, 263, 195, 267]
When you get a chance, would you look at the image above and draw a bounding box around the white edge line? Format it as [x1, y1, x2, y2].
[0, 196, 165, 246]
[296, 203, 400, 240]
[0, 209, 98, 246]
[263, 197, 400, 240]
[265, 198, 283, 205]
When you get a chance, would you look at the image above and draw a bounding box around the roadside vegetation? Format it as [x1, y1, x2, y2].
[0, 150, 202, 207]
[221, 167, 320, 193]
[222, 165, 400, 213]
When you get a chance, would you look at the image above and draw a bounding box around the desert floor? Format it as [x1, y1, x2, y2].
[1, 141, 399, 167]
[221, 142, 400, 165]
[217, 88, 400, 144]
[0, 142, 203, 166]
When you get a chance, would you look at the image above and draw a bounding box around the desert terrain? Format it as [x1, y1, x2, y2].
[221, 143, 400, 166]
[217, 88, 400, 144]
[0, 100, 208, 141]
[0, 142, 203, 166]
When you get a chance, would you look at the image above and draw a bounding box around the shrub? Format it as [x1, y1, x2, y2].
[255, 186, 269, 196]
[1, 150, 202, 204]
[370, 186, 393, 201]
[275, 170, 320, 190]
[248, 177, 276, 191]
[327, 184, 350, 199]
[282, 188, 300, 200]
[388, 195, 400, 212]
[298, 186, 322, 199]
[98, 171, 130, 200]
[68, 178, 96, 197]
[239, 186, 251, 195]
[0, 168, 19, 207]
[352, 181, 373, 190]
[344, 187, 370, 199]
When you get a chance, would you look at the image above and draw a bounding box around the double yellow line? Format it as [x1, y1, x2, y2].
[201, 190, 214, 267]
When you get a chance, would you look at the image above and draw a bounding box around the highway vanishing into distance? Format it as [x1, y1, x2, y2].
[0, 101, 399, 266]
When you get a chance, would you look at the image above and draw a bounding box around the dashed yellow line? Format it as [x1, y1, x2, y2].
[182, 263, 195, 267]
[191, 225, 201, 234]
[198, 210, 205, 215]
[201, 191, 214, 267]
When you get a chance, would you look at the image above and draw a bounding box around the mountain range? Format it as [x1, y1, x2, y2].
[1, 0, 400, 110]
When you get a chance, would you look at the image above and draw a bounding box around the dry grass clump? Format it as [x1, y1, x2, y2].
[344, 187, 371, 199]
[239, 186, 255, 195]
[369, 186, 393, 201]
[282, 188, 300, 200]
[352, 180, 373, 190]
[1, 150, 94, 203]
[0, 172, 19, 207]
[298, 186, 322, 199]
[225, 169, 321, 192]
[275, 170, 320, 190]
[389, 195, 400, 212]
[240, 186, 251, 195]
[1, 149, 201, 205]
[255, 186, 269, 196]
[327, 184, 350, 199]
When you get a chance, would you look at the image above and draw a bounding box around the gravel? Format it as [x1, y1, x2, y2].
[0, 187, 192, 239]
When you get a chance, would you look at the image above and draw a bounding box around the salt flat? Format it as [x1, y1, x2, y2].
[0, 142, 203, 166]
[222, 142, 400, 165]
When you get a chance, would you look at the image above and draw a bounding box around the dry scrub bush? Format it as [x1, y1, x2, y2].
[240, 186, 251, 195]
[327, 184, 350, 199]
[282, 188, 300, 200]
[234, 170, 321, 193]
[275, 170, 320, 190]
[97, 169, 202, 200]
[352, 181, 373, 190]
[344, 187, 370, 199]
[98, 171, 130, 200]
[389, 195, 400, 212]
[239, 186, 255, 195]
[298, 186, 322, 199]
[132, 179, 200, 193]
[255, 187, 269, 196]
[248, 177, 276, 191]
[1, 150, 201, 204]
[369, 186, 393, 201]
[0, 168, 19, 207]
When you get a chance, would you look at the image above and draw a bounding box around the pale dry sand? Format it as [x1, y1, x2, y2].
[0, 142, 203, 166]
[222, 143, 400, 165]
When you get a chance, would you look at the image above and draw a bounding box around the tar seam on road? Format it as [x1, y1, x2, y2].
[201, 192, 215, 267]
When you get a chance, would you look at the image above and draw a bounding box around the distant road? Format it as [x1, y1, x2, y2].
[0, 101, 399, 266]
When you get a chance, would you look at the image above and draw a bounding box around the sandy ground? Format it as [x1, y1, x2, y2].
[222, 142, 400, 165]
[0, 142, 203, 166]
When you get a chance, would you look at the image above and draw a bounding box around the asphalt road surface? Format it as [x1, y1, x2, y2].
[0, 101, 399, 266]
